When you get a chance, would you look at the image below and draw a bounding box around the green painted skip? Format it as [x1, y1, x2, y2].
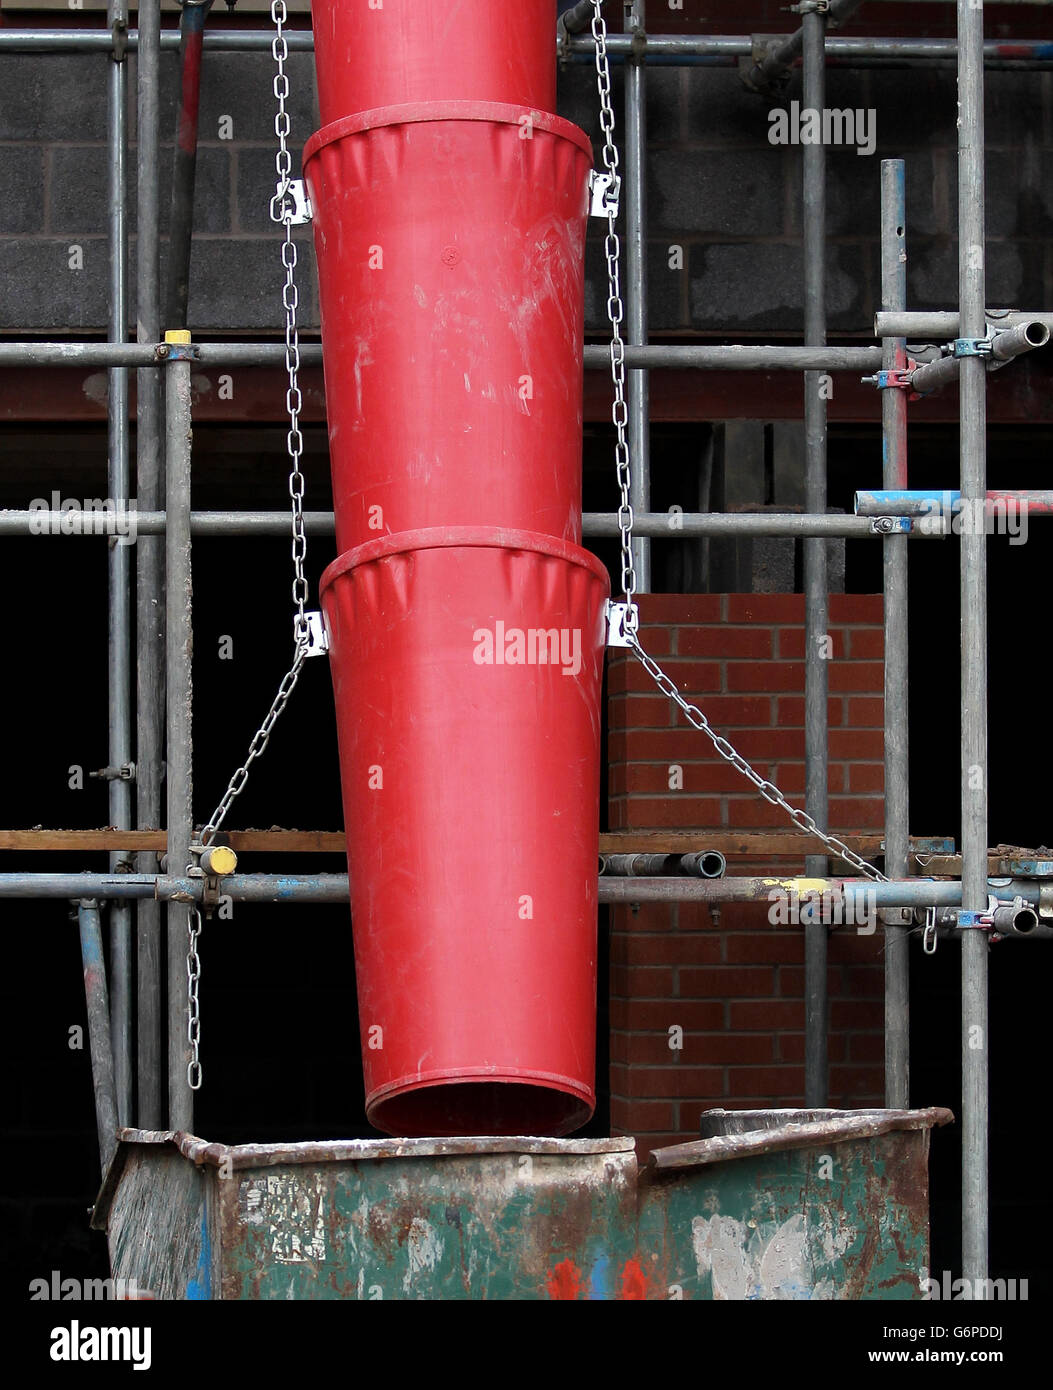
[222, 1149, 638, 1300]
[636, 1132, 929, 1300]
[110, 1127, 932, 1299]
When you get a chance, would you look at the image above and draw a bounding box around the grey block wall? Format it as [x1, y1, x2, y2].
[0, 46, 1050, 333]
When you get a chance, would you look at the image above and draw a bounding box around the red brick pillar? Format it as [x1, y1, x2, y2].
[607, 594, 888, 1155]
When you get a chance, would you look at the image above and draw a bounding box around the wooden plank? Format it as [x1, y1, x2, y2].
[1, 827, 953, 866]
[0, 828, 346, 853]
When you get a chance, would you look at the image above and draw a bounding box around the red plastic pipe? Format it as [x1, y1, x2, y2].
[310, 0, 557, 127]
[308, 2, 606, 1137]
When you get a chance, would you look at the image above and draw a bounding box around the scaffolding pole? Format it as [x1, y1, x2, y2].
[77, 902, 119, 1176]
[0, 873, 1042, 908]
[0, 510, 943, 539]
[625, 0, 651, 593]
[135, 0, 165, 1132]
[802, 7, 830, 1109]
[880, 160, 911, 1111]
[164, 340, 195, 1132]
[957, 0, 990, 1294]
[5, 28, 1053, 68]
[0, 342, 885, 371]
[106, 0, 133, 1131]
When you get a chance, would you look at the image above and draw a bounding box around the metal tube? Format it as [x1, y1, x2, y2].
[877, 310, 1053, 338]
[907, 321, 1049, 394]
[136, 0, 164, 1131]
[165, 344, 194, 1131]
[166, 1, 214, 329]
[625, 0, 651, 592]
[680, 851, 727, 879]
[0, 509, 946, 539]
[3, 30, 1053, 67]
[802, 8, 829, 1109]
[880, 159, 911, 1111]
[957, 0, 990, 1294]
[78, 903, 119, 1175]
[0, 873, 1043, 908]
[989, 904, 1039, 936]
[601, 853, 682, 876]
[907, 352, 968, 396]
[989, 320, 1051, 360]
[107, 0, 133, 1130]
[0, 342, 885, 371]
[557, 2, 596, 39]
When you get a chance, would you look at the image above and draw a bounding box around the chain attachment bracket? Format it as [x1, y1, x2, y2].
[273, 178, 312, 225]
[589, 170, 620, 219]
[300, 610, 329, 656]
[606, 600, 637, 648]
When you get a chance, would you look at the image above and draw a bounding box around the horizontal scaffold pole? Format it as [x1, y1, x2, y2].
[0, 509, 945, 539]
[0, 341, 884, 372]
[3, 29, 1053, 67]
[0, 872, 1043, 910]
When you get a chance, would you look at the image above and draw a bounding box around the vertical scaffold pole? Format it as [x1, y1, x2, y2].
[957, 0, 990, 1292]
[136, 0, 165, 1130]
[880, 159, 911, 1110]
[78, 902, 119, 1175]
[165, 332, 195, 1131]
[802, 5, 830, 1108]
[624, 0, 651, 593]
[106, 0, 133, 1128]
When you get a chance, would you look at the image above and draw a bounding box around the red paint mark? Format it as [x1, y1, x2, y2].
[618, 1258, 648, 1300]
[546, 1258, 584, 1300]
[178, 33, 204, 155]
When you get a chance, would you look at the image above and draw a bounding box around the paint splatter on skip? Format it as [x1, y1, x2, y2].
[546, 1258, 585, 1300]
[618, 1258, 648, 1300]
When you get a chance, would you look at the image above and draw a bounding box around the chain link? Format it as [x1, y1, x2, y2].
[187, 908, 203, 1089]
[589, 0, 886, 884]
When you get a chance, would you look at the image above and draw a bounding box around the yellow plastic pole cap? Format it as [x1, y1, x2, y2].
[164, 329, 192, 345]
[201, 844, 238, 877]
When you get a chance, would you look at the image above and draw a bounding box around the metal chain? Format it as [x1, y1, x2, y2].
[269, 0, 310, 647]
[589, 0, 886, 884]
[591, 3, 637, 632]
[187, 908, 203, 1089]
[197, 0, 311, 854]
[187, 0, 314, 1086]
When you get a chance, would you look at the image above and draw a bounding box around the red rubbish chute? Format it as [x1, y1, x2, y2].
[308, 1, 608, 1137]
